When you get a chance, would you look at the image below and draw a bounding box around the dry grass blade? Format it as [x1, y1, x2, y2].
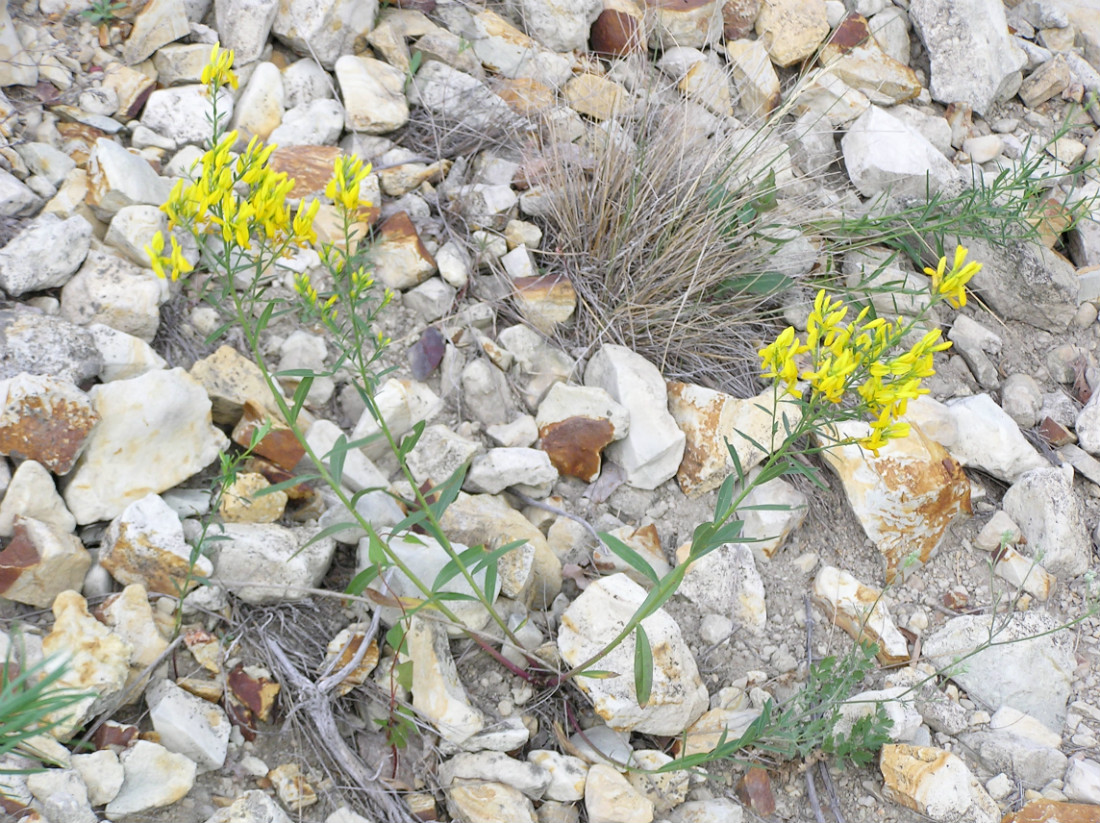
[530, 94, 811, 397]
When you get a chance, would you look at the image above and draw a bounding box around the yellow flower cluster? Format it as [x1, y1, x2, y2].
[759, 246, 981, 454]
[145, 230, 193, 282]
[924, 245, 981, 308]
[325, 155, 372, 214]
[294, 272, 338, 322]
[200, 43, 238, 90]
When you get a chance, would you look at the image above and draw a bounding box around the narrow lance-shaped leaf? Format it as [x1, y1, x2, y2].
[600, 532, 659, 585]
[633, 625, 653, 707]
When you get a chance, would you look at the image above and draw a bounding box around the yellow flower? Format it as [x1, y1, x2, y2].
[325, 154, 372, 214]
[801, 348, 858, 403]
[292, 199, 320, 247]
[759, 326, 804, 397]
[145, 231, 193, 281]
[200, 43, 238, 90]
[805, 289, 847, 350]
[924, 245, 981, 308]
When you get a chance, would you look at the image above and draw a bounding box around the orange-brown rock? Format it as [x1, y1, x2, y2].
[540, 417, 615, 482]
[231, 400, 306, 472]
[591, 0, 646, 55]
[880, 744, 1000, 823]
[321, 625, 380, 697]
[492, 77, 558, 116]
[268, 146, 340, 199]
[736, 767, 775, 816]
[227, 663, 281, 732]
[0, 373, 98, 474]
[1003, 799, 1100, 823]
[820, 422, 971, 582]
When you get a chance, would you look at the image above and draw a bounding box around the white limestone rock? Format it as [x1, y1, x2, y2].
[922, 611, 1075, 730]
[465, 447, 558, 497]
[63, 369, 229, 524]
[351, 378, 442, 459]
[1002, 467, 1091, 578]
[87, 138, 172, 219]
[273, 0, 378, 67]
[408, 60, 526, 134]
[214, 0, 279, 64]
[558, 573, 709, 735]
[0, 460, 75, 537]
[336, 55, 408, 134]
[0, 516, 90, 608]
[675, 541, 767, 632]
[71, 750, 124, 807]
[584, 345, 685, 490]
[210, 523, 336, 604]
[140, 85, 234, 148]
[268, 99, 345, 146]
[0, 213, 91, 296]
[88, 323, 168, 382]
[283, 58, 334, 107]
[105, 740, 197, 819]
[879, 744, 1000, 823]
[909, 0, 1026, 115]
[60, 250, 167, 343]
[841, 106, 958, 199]
[123, 0, 190, 65]
[405, 616, 486, 745]
[203, 791, 292, 823]
[26, 768, 96, 823]
[147, 679, 231, 773]
[439, 751, 552, 799]
[230, 61, 285, 147]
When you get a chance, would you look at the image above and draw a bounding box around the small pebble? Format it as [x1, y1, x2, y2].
[1076, 302, 1099, 328]
[986, 773, 1012, 800]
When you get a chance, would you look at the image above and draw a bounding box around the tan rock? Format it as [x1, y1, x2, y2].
[558, 574, 709, 735]
[679, 58, 733, 116]
[447, 782, 537, 823]
[321, 624, 380, 697]
[991, 545, 1056, 601]
[42, 591, 133, 739]
[790, 69, 871, 124]
[513, 274, 577, 334]
[379, 159, 451, 197]
[563, 74, 630, 120]
[492, 76, 558, 116]
[405, 616, 485, 745]
[593, 523, 670, 583]
[122, 0, 190, 65]
[0, 373, 98, 475]
[335, 55, 408, 134]
[0, 517, 90, 608]
[819, 422, 971, 581]
[643, 0, 722, 48]
[183, 628, 223, 674]
[668, 381, 802, 497]
[227, 663, 281, 727]
[98, 584, 169, 698]
[440, 493, 562, 609]
[592, 0, 647, 56]
[268, 763, 317, 811]
[101, 64, 157, 121]
[812, 565, 909, 665]
[726, 38, 780, 118]
[1019, 55, 1072, 108]
[585, 764, 654, 823]
[189, 345, 283, 426]
[820, 14, 921, 104]
[218, 472, 287, 524]
[879, 744, 999, 823]
[755, 0, 829, 67]
[1003, 799, 1100, 823]
[675, 705, 760, 757]
[105, 740, 197, 818]
[626, 749, 689, 813]
[372, 211, 438, 290]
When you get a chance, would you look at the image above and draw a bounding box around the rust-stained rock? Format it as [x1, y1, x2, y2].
[668, 381, 802, 497]
[92, 720, 139, 751]
[42, 590, 133, 740]
[218, 472, 288, 524]
[1003, 799, 1100, 823]
[228, 664, 280, 724]
[813, 565, 909, 665]
[819, 422, 971, 582]
[183, 628, 223, 675]
[0, 516, 91, 608]
[373, 211, 437, 291]
[879, 744, 1000, 823]
[0, 372, 98, 474]
[722, 0, 760, 38]
[819, 14, 921, 105]
[642, 0, 722, 48]
[540, 417, 616, 482]
[268, 145, 340, 199]
[311, 201, 377, 246]
[513, 274, 577, 334]
[231, 400, 306, 472]
[736, 767, 776, 816]
[591, 0, 646, 55]
[101, 63, 156, 121]
[321, 624, 380, 697]
[448, 782, 536, 823]
[100, 493, 211, 596]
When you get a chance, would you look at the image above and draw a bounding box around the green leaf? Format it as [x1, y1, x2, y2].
[574, 670, 620, 679]
[395, 660, 414, 691]
[426, 461, 470, 521]
[398, 420, 426, 460]
[633, 625, 653, 707]
[250, 473, 320, 497]
[483, 560, 497, 602]
[716, 271, 795, 297]
[433, 545, 489, 590]
[386, 623, 408, 653]
[599, 532, 659, 585]
[288, 375, 314, 424]
[293, 521, 361, 556]
[715, 471, 737, 519]
[327, 433, 348, 487]
[276, 368, 320, 379]
[345, 565, 380, 597]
